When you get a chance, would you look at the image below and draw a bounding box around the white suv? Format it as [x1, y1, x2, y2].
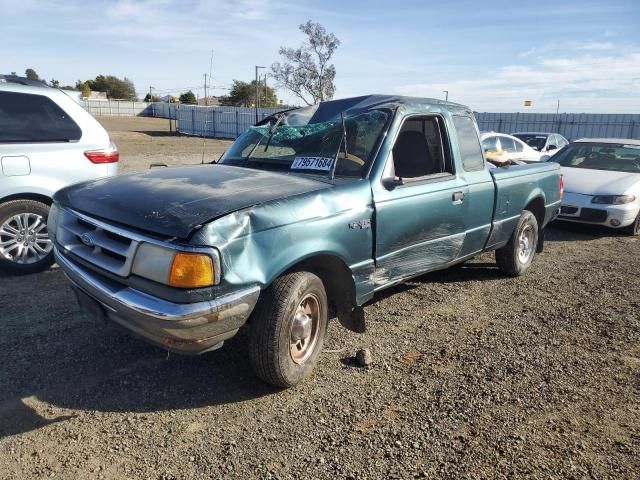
[0, 75, 118, 274]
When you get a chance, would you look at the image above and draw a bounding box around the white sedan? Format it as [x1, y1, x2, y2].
[554, 138, 640, 235]
[480, 132, 543, 163]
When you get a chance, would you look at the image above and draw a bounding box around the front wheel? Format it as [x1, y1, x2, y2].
[250, 272, 328, 388]
[495, 210, 539, 277]
[0, 199, 54, 274]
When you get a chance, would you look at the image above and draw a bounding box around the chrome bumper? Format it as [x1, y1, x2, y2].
[55, 247, 260, 354]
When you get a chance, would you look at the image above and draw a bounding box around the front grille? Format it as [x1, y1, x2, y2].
[56, 209, 140, 276]
[560, 206, 578, 215]
[580, 208, 607, 222]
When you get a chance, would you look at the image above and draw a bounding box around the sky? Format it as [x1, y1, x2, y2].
[1, 0, 639, 113]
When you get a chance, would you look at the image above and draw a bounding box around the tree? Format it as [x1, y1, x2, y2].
[49, 79, 60, 88]
[219, 79, 279, 107]
[25, 68, 39, 80]
[179, 90, 197, 104]
[271, 21, 340, 105]
[143, 93, 161, 102]
[84, 75, 137, 100]
[81, 82, 91, 98]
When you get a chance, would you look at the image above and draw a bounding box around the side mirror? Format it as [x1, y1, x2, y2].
[382, 176, 404, 190]
[532, 146, 540, 151]
[547, 144, 558, 151]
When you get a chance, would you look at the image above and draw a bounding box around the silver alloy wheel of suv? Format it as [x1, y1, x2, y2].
[0, 212, 52, 264]
[0, 199, 55, 274]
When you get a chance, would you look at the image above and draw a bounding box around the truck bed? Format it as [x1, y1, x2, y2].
[486, 162, 562, 250]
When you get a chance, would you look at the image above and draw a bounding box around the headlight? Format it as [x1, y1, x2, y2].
[131, 243, 220, 288]
[591, 195, 636, 205]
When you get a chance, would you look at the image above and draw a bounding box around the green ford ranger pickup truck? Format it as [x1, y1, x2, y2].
[50, 95, 562, 387]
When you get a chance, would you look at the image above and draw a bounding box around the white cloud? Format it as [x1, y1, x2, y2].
[395, 52, 640, 113]
[578, 42, 615, 51]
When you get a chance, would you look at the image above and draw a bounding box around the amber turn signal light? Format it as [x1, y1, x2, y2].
[168, 252, 214, 288]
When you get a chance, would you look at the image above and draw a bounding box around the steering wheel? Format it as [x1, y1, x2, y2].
[336, 151, 365, 166]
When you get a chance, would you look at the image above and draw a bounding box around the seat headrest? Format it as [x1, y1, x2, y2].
[393, 131, 434, 178]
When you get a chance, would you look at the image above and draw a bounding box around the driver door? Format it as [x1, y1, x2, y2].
[372, 115, 468, 287]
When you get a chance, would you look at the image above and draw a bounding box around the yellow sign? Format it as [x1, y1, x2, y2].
[524, 100, 532, 107]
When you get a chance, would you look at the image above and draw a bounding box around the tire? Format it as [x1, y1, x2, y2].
[622, 214, 640, 236]
[495, 210, 539, 277]
[0, 199, 54, 274]
[250, 272, 328, 388]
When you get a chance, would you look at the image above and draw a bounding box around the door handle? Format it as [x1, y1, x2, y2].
[452, 191, 465, 204]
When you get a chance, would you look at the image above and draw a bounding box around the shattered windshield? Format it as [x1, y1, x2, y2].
[219, 106, 391, 177]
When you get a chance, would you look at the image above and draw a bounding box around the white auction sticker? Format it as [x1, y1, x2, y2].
[291, 156, 334, 171]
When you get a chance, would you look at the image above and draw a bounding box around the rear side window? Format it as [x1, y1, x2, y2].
[482, 136, 498, 152]
[0, 91, 82, 143]
[499, 136, 517, 152]
[453, 115, 484, 171]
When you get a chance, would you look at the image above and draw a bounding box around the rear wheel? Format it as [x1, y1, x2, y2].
[250, 272, 328, 388]
[495, 210, 539, 277]
[0, 199, 54, 274]
[622, 214, 640, 236]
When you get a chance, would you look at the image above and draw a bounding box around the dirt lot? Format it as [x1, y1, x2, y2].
[0, 117, 638, 479]
[96, 116, 233, 172]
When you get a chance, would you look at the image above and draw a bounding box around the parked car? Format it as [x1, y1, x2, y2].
[554, 138, 640, 235]
[0, 75, 118, 274]
[50, 95, 562, 387]
[512, 132, 569, 156]
[480, 132, 542, 162]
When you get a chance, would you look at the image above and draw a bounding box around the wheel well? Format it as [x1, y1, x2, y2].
[0, 192, 52, 206]
[525, 197, 545, 229]
[284, 254, 356, 316]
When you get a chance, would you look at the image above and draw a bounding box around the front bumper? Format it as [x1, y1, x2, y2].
[558, 193, 639, 229]
[55, 247, 260, 354]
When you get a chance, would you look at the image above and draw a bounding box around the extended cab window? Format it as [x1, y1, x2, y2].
[453, 116, 484, 171]
[388, 116, 453, 180]
[0, 91, 82, 143]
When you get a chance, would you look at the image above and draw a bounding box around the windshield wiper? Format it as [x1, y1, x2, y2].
[328, 113, 347, 181]
[244, 114, 285, 162]
[263, 113, 285, 152]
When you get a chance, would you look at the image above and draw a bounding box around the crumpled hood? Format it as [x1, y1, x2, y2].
[54, 164, 332, 239]
[561, 167, 640, 196]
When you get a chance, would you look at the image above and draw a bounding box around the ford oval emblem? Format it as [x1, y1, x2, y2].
[80, 232, 95, 247]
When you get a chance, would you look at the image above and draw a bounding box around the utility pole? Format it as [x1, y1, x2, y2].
[556, 99, 560, 115]
[149, 86, 154, 102]
[203, 73, 208, 106]
[264, 74, 268, 106]
[255, 65, 266, 123]
[443, 90, 449, 102]
[209, 50, 214, 106]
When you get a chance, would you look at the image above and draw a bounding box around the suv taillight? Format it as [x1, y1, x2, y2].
[85, 142, 119, 164]
[559, 174, 564, 200]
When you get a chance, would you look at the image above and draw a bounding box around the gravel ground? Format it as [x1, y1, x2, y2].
[0, 117, 638, 479]
[96, 116, 233, 173]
